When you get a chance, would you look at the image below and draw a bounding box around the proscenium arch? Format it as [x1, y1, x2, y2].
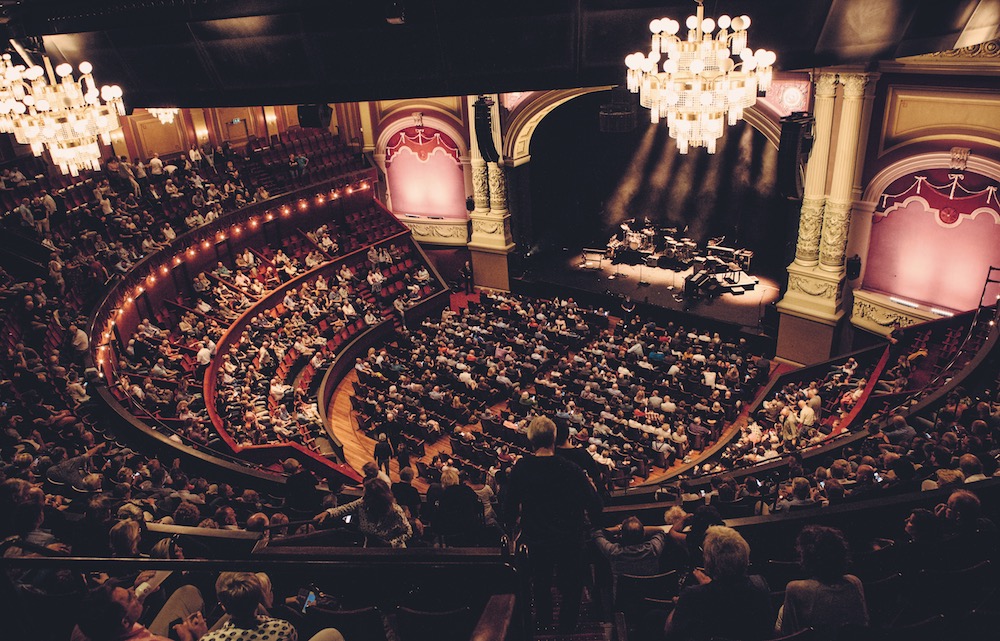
[373, 113, 470, 215]
[503, 88, 782, 168]
[851, 151, 1000, 301]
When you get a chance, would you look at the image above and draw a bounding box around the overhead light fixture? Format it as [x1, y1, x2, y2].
[624, 0, 776, 154]
[0, 53, 125, 176]
[148, 108, 179, 125]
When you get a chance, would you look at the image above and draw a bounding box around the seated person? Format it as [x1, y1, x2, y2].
[654, 526, 772, 641]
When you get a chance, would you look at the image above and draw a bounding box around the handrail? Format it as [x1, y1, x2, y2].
[469, 594, 517, 641]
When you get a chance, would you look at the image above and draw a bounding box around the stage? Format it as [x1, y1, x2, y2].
[513, 247, 783, 336]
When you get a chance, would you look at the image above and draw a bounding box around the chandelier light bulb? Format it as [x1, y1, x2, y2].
[624, 0, 774, 153]
[148, 107, 180, 125]
[0, 54, 126, 175]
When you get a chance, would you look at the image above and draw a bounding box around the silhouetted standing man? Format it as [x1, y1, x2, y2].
[504, 416, 602, 633]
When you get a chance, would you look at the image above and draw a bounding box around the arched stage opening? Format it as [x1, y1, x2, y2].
[523, 90, 793, 282]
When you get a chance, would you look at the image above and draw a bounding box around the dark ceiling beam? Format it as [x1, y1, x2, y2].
[11, 0, 1000, 109]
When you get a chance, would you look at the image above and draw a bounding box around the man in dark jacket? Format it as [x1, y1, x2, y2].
[504, 415, 602, 632]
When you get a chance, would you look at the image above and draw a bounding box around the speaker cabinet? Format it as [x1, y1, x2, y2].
[777, 112, 814, 199]
[297, 104, 333, 129]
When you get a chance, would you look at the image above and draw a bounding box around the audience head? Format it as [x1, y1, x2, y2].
[905, 508, 943, 543]
[361, 477, 395, 518]
[77, 584, 143, 641]
[703, 526, 751, 580]
[791, 477, 812, 501]
[441, 468, 460, 488]
[527, 416, 556, 451]
[215, 572, 265, 623]
[620, 516, 645, 546]
[109, 519, 142, 557]
[796, 525, 850, 583]
[959, 454, 983, 479]
[945, 489, 981, 524]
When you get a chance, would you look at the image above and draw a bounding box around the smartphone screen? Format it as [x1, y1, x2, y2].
[301, 591, 316, 614]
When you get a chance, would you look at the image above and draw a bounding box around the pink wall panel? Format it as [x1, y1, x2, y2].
[387, 146, 466, 219]
[865, 198, 1000, 310]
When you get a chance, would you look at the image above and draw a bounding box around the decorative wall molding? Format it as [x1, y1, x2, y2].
[472, 219, 502, 235]
[468, 211, 514, 252]
[374, 114, 469, 161]
[881, 38, 1000, 75]
[930, 39, 1000, 60]
[879, 86, 1000, 156]
[818, 199, 854, 269]
[375, 97, 464, 123]
[851, 289, 941, 336]
[863, 153, 1000, 203]
[777, 262, 846, 325]
[400, 216, 470, 246]
[788, 273, 840, 301]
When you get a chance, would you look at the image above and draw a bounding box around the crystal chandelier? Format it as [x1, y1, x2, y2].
[0, 53, 124, 176]
[625, 0, 776, 154]
[148, 108, 179, 125]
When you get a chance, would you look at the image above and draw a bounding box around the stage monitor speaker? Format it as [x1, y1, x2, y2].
[298, 104, 333, 129]
[777, 112, 813, 199]
[847, 254, 862, 280]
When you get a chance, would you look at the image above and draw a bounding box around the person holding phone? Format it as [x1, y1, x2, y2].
[315, 478, 412, 547]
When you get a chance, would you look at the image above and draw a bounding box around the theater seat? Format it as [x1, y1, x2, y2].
[395, 605, 475, 641]
[306, 606, 387, 641]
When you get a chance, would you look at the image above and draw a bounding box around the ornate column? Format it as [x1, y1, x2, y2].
[819, 73, 870, 271]
[471, 157, 490, 213]
[793, 72, 838, 265]
[776, 70, 874, 364]
[467, 95, 516, 290]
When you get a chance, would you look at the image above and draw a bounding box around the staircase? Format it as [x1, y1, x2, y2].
[533, 586, 616, 641]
